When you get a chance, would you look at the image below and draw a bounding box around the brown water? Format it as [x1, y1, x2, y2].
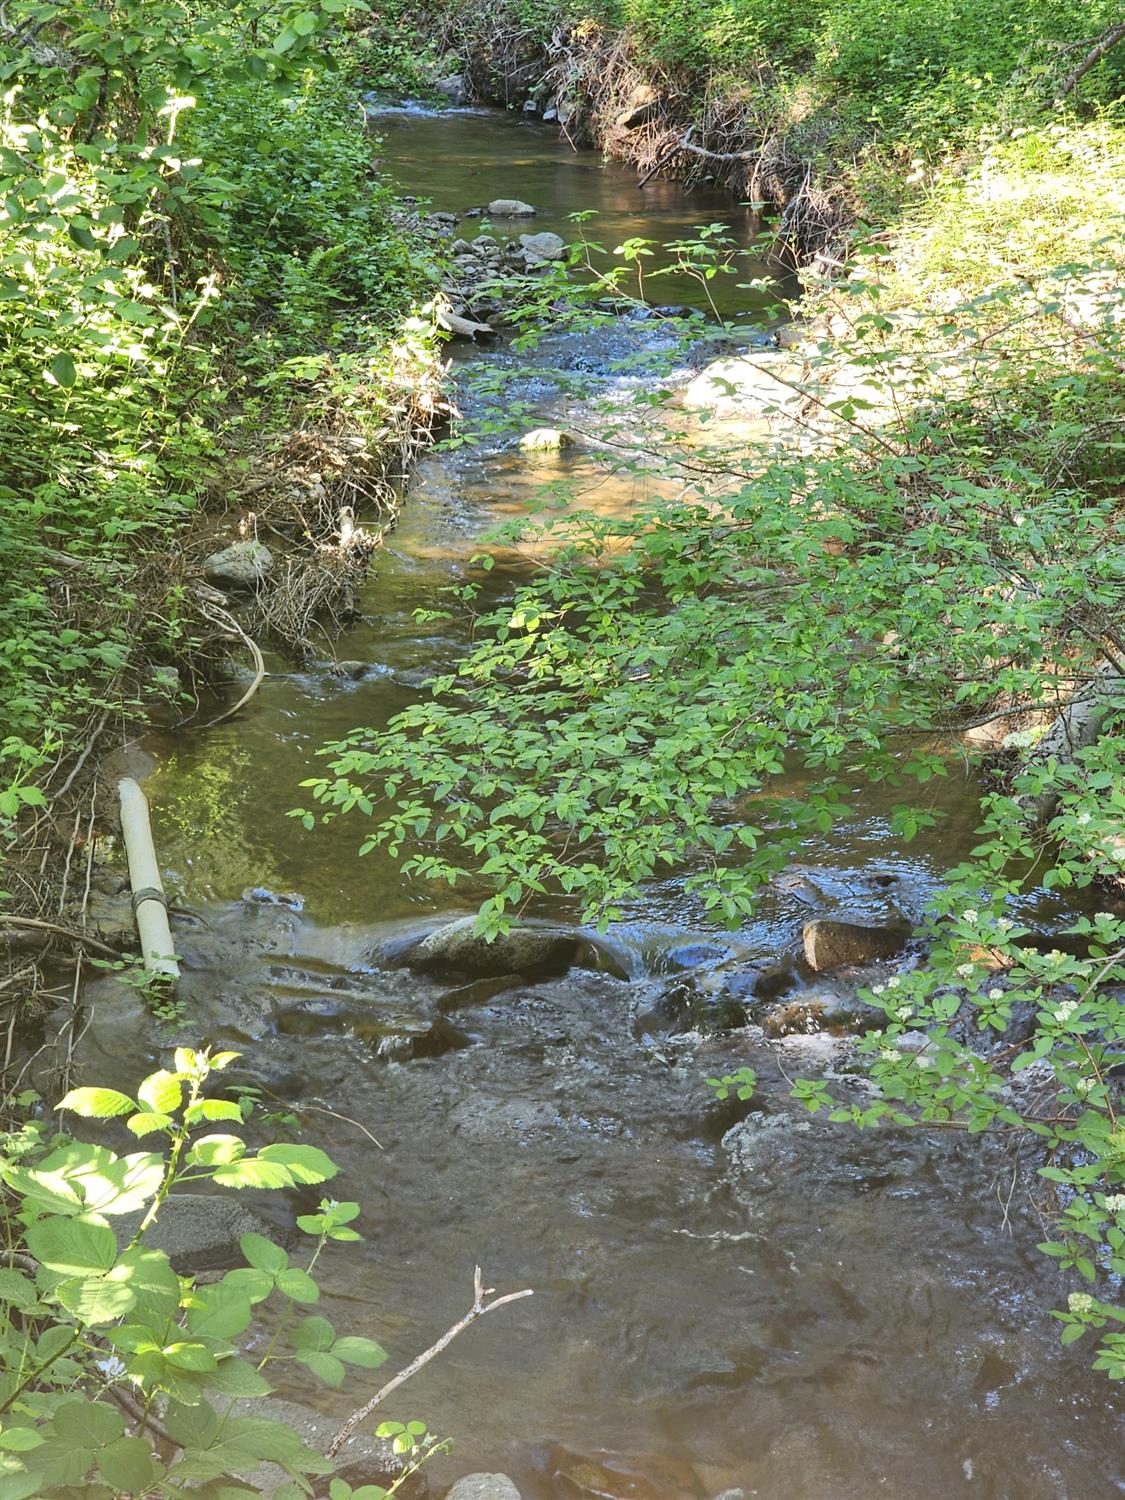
[86, 106, 1124, 1498]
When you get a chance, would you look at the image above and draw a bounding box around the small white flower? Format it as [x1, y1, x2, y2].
[1104, 1194, 1125, 1214]
[1076, 1077, 1096, 1095]
[1076, 812, 1092, 826]
[997, 917, 1015, 932]
[886, 976, 901, 989]
[914, 1053, 934, 1068]
[988, 988, 1004, 1001]
[962, 908, 980, 924]
[1013, 514, 1026, 527]
[879, 1047, 900, 1063]
[871, 983, 886, 996]
[1068, 1292, 1095, 1315]
[896, 1004, 913, 1020]
[956, 962, 975, 978]
[1048, 949, 1066, 965]
[1055, 1000, 1077, 1022]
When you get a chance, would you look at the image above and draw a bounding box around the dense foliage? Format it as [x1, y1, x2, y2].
[0, 1047, 432, 1498]
[0, 0, 436, 814]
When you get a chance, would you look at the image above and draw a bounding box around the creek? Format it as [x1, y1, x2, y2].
[83, 105, 1124, 1498]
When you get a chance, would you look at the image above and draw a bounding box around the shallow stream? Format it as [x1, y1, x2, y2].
[85, 107, 1124, 1497]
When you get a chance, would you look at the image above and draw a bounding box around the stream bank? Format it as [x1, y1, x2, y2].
[62, 100, 1125, 1498]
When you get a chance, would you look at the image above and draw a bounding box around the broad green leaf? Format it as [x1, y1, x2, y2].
[291, 1316, 335, 1352]
[26, 1217, 117, 1277]
[239, 1232, 287, 1275]
[296, 1349, 345, 1386]
[137, 1070, 183, 1114]
[96, 1434, 158, 1490]
[187, 1134, 246, 1168]
[0, 1271, 37, 1310]
[127, 1111, 175, 1137]
[49, 352, 76, 388]
[164, 1340, 218, 1372]
[52, 1397, 124, 1446]
[258, 1144, 338, 1184]
[212, 1158, 294, 1190]
[56, 1087, 134, 1119]
[55, 1273, 135, 1325]
[0, 1429, 42, 1452]
[276, 1267, 319, 1303]
[333, 1336, 388, 1369]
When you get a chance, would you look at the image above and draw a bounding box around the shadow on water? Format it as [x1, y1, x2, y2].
[90, 104, 1125, 1499]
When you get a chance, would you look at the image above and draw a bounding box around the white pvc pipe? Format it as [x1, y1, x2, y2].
[117, 778, 180, 982]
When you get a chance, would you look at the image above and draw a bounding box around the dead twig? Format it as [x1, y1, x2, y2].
[326, 1266, 533, 1461]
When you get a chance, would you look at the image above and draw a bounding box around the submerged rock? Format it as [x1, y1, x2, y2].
[447, 1476, 522, 1500]
[802, 917, 909, 972]
[631, 977, 747, 1038]
[519, 426, 573, 451]
[406, 917, 578, 978]
[762, 990, 884, 1037]
[202, 539, 273, 589]
[487, 198, 536, 217]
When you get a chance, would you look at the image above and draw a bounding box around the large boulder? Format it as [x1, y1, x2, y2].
[203, 539, 273, 589]
[519, 231, 567, 262]
[405, 917, 578, 978]
[518, 427, 573, 451]
[487, 198, 536, 217]
[802, 917, 909, 973]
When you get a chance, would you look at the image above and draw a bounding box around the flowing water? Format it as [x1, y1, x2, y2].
[83, 107, 1124, 1497]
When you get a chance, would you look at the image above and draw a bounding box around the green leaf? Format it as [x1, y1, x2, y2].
[55, 1273, 135, 1324]
[239, 1232, 288, 1275]
[49, 352, 76, 388]
[291, 9, 318, 35]
[0, 1270, 38, 1310]
[187, 1134, 246, 1168]
[185, 1284, 254, 1339]
[137, 1070, 182, 1114]
[296, 1349, 345, 1386]
[96, 1434, 158, 1490]
[56, 1087, 134, 1119]
[333, 1336, 388, 1369]
[212, 1157, 294, 1190]
[52, 1397, 124, 1446]
[164, 1341, 218, 1372]
[127, 1111, 175, 1137]
[26, 1217, 117, 1276]
[258, 1144, 338, 1184]
[276, 1267, 319, 1303]
[0, 1428, 43, 1452]
[292, 1316, 336, 1352]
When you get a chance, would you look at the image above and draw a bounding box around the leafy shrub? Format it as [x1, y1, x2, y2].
[0, 1046, 420, 1498]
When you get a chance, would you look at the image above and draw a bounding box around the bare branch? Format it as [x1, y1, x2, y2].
[1056, 20, 1125, 99]
[327, 1266, 533, 1461]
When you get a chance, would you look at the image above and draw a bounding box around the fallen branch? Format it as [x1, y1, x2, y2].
[1056, 20, 1125, 99]
[326, 1266, 533, 1461]
[0, 917, 122, 960]
[191, 593, 265, 729]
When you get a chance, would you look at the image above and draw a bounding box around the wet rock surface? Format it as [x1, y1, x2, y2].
[403, 917, 579, 979]
[802, 916, 910, 971]
[112, 1193, 273, 1273]
[447, 1474, 522, 1500]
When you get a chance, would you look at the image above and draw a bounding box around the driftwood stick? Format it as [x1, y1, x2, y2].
[193, 597, 265, 729]
[326, 1267, 533, 1461]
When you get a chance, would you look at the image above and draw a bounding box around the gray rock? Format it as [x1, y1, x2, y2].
[518, 230, 567, 262]
[487, 198, 536, 217]
[113, 1193, 273, 1273]
[447, 1476, 521, 1500]
[406, 917, 577, 978]
[203, 539, 273, 589]
[802, 917, 910, 972]
[238, 1396, 427, 1500]
[144, 664, 181, 698]
[437, 73, 467, 104]
[522, 98, 538, 113]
